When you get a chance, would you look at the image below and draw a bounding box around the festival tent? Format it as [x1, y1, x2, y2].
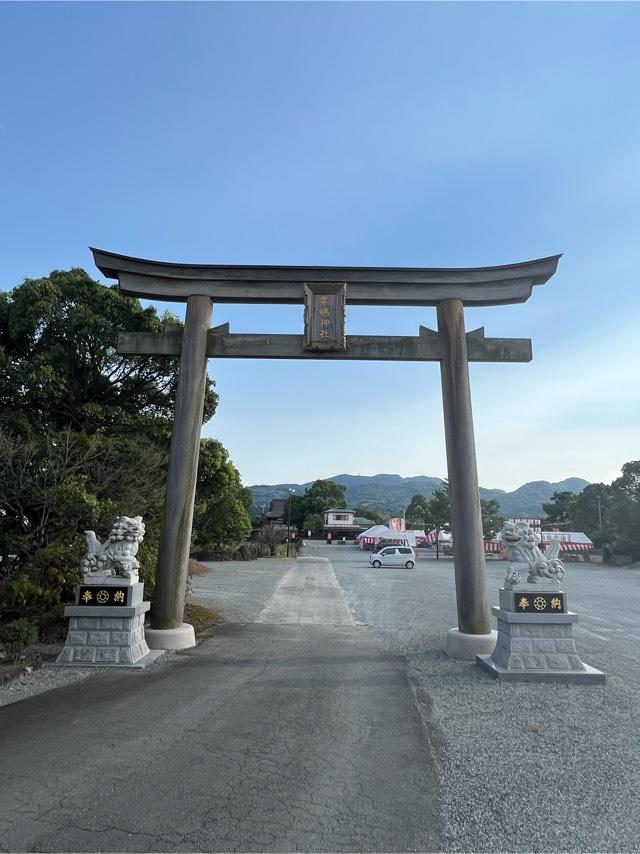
[488, 530, 594, 554]
[356, 527, 450, 548]
[405, 529, 429, 547]
[540, 531, 594, 552]
[356, 525, 408, 548]
[420, 530, 453, 546]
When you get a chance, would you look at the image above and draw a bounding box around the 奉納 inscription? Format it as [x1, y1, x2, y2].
[78, 586, 129, 606]
[514, 592, 565, 613]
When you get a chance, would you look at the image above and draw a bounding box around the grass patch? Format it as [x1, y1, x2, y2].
[184, 601, 223, 637]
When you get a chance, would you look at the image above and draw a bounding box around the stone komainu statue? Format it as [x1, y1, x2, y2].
[81, 516, 145, 581]
[500, 520, 565, 586]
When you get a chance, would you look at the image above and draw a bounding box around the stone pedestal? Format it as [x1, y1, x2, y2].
[57, 577, 160, 668]
[476, 586, 605, 683]
[446, 627, 497, 660]
[145, 623, 196, 650]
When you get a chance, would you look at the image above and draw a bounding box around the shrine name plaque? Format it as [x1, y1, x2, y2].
[78, 586, 129, 606]
[304, 283, 346, 351]
[513, 592, 565, 613]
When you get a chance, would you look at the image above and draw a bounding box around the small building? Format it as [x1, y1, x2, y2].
[324, 508, 355, 529]
[323, 509, 375, 540]
[264, 498, 288, 528]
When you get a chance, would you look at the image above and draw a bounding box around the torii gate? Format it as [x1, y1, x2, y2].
[91, 248, 560, 657]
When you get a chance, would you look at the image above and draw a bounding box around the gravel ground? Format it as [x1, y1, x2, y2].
[304, 542, 640, 853]
[0, 657, 97, 708]
[190, 555, 294, 622]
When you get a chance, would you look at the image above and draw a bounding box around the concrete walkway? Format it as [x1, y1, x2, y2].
[256, 557, 355, 625]
[0, 560, 440, 853]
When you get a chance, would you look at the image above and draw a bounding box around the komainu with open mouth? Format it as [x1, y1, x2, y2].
[500, 520, 565, 585]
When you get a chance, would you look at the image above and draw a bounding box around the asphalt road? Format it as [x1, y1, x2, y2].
[2, 546, 639, 852]
[0, 557, 440, 853]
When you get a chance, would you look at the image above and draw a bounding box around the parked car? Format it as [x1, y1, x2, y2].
[372, 541, 407, 553]
[369, 546, 416, 568]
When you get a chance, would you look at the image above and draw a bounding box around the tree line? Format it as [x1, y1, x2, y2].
[542, 464, 640, 560]
[0, 269, 252, 638]
[404, 468, 640, 561]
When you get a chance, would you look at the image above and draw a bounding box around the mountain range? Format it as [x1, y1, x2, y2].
[250, 474, 590, 520]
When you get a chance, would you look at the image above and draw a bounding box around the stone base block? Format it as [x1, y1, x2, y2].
[145, 623, 196, 650]
[476, 604, 605, 683]
[446, 627, 498, 660]
[57, 597, 153, 667]
[56, 649, 166, 669]
[477, 654, 606, 684]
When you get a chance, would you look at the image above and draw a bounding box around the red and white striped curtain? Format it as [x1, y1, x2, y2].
[484, 541, 503, 553]
[558, 542, 593, 552]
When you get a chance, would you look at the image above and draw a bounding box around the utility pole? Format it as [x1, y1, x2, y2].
[286, 488, 295, 557]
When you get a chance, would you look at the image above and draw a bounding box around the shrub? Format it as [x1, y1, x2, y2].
[0, 619, 38, 663]
[0, 574, 63, 618]
[137, 520, 160, 599]
[0, 574, 68, 642]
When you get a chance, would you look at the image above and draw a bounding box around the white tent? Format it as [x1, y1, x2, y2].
[356, 525, 407, 546]
[493, 530, 594, 552]
[540, 531, 594, 551]
[356, 526, 436, 548]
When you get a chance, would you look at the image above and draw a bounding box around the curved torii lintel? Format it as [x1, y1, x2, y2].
[90, 248, 561, 307]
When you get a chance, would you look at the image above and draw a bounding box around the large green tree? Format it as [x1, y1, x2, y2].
[302, 479, 347, 515]
[423, 486, 451, 532]
[405, 494, 431, 529]
[192, 439, 252, 554]
[610, 460, 640, 501]
[569, 483, 612, 546]
[353, 505, 385, 525]
[542, 490, 578, 531]
[405, 484, 501, 538]
[606, 461, 640, 560]
[0, 270, 253, 631]
[554, 462, 640, 560]
[0, 268, 217, 438]
[0, 428, 165, 578]
[480, 498, 504, 540]
[289, 479, 347, 529]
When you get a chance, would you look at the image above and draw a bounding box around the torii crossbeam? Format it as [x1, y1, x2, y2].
[92, 248, 561, 657]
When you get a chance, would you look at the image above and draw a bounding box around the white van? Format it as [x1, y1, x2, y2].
[369, 546, 416, 568]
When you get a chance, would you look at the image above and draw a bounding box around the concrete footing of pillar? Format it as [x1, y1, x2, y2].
[145, 623, 196, 650]
[446, 627, 497, 660]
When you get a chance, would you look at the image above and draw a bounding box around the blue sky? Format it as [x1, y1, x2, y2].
[1, 2, 639, 490]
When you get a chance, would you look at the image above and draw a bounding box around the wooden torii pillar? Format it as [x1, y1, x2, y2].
[92, 248, 560, 655]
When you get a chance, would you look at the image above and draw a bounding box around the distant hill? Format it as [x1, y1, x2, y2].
[481, 477, 589, 518]
[250, 474, 589, 519]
